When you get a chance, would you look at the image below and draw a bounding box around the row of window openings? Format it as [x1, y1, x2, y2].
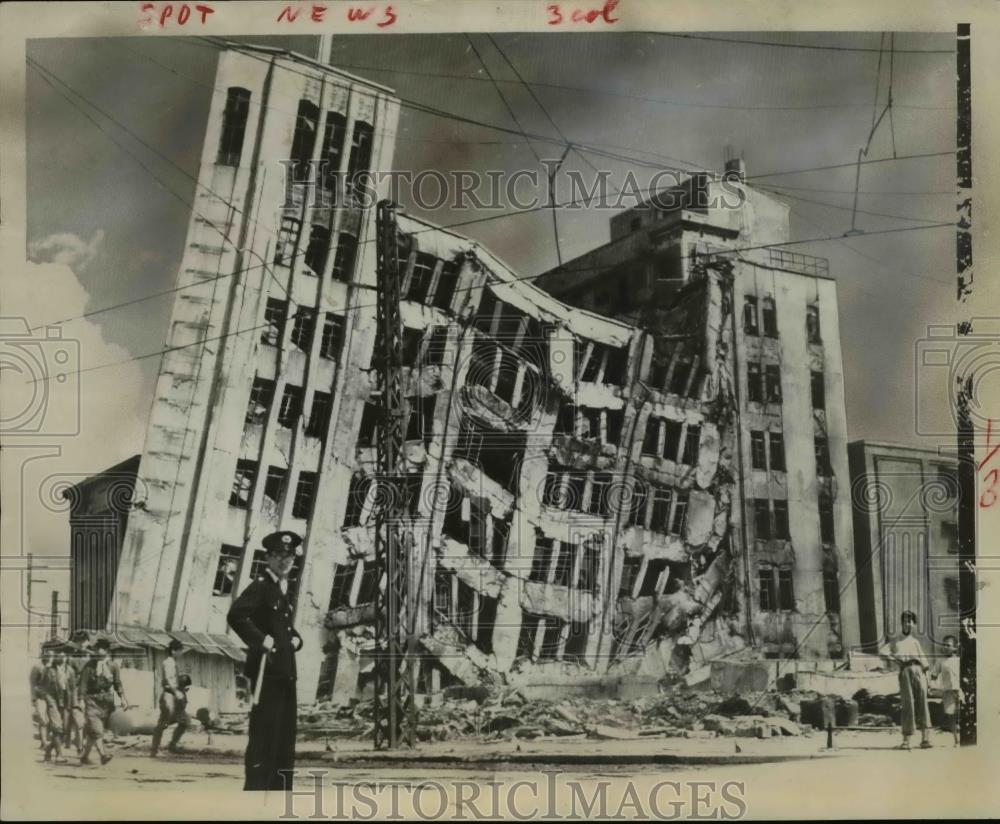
[641, 418, 701, 465]
[327, 560, 381, 611]
[647, 347, 704, 400]
[757, 566, 841, 615]
[516, 612, 590, 663]
[433, 568, 498, 655]
[752, 497, 836, 544]
[529, 531, 601, 592]
[744, 296, 822, 344]
[262, 301, 345, 357]
[342, 473, 425, 528]
[357, 394, 438, 449]
[246, 379, 332, 438]
[466, 336, 538, 413]
[618, 556, 678, 599]
[275, 222, 358, 282]
[441, 492, 510, 568]
[751, 431, 832, 477]
[746, 366, 827, 410]
[217, 89, 374, 191]
[212, 543, 303, 598]
[230, 461, 318, 519]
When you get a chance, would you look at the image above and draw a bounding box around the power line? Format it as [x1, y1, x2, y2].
[760, 185, 950, 225]
[656, 32, 953, 55]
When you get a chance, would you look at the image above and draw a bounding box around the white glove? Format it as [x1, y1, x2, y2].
[262, 635, 275, 652]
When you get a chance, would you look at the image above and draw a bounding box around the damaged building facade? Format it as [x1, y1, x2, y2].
[111, 45, 858, 707]
[535, 161, 861, 662]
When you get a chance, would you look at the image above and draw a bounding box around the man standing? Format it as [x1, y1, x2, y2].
[64, 641, 88, 754]
[151, 639, 191, 756]
[78, 638, 129, 765]
[41, 651, 69, 763]
[881, 610, 932, 750]
[30, 652, 49, 750]
[227, 531, 304, 791]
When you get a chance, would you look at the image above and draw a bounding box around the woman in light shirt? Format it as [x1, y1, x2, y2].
[879, 610, 932, 750]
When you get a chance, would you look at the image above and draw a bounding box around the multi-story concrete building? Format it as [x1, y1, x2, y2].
[536, 161, 861, 659]
[848, 440, 960, 649]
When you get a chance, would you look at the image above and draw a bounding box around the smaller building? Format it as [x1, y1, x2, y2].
[848, 441, 960, 650]
[64, 455, 141, 634]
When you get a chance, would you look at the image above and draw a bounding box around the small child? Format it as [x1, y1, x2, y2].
[931, 634, 961, 746]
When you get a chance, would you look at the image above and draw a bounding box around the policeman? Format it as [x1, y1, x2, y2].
[227, 531, 304, 791]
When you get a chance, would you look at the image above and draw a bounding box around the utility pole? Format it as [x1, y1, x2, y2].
[50, 591, 60, 640]
[372, 200, 417, 748]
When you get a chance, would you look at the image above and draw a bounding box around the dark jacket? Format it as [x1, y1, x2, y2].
[227, 572, 303, 683]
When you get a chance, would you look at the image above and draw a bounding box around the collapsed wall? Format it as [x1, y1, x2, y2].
[320, 211, 744, 697]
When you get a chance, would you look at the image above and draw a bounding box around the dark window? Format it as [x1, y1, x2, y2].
[331, 232, 357, 282]
[663, 419, 683, 461]
[758, 567, 775, 611]
[328, 563, 355, 610]
[291, 307, 316, 352]
[249, 549, 269, 581]
[581, 407, 601, 441]
[754, 498, 771, 540]
[306, 391, 332, 439]
[552, 544, 574, 587]
[750, 431, 767, 470]
[806, 304, 821, 343]
[671, 490, 689, 535]
[819, 497, 835, 544]
[589, 472, 612, 517]
[642, 419, 660, 456]
[823, 569, 840, 614]
[356, 561, 380, 605]
[262, 298, 287, 346]
[213, 544, 243, 596]
[346, 121, 374, 198]
[811, 371, 825, 410]
[650, 486, 673, 533]
[639, 558, 669, 597]
[274, 216, 301, 267]
[768, 432, 786, 472]
[682, 425, 700, 466]
[555, 402, 576, 436]
[320, 313, 345, 361]
[747, 362, 763, 403]
[433, 566, 453, 622]
[628, 481, 648, 528]
[743, 295, 759, 335]
[320, 111, 347, 193]
[669, 358, 693, 396]
[530, 532, 554, 582]
[441, 487, 467, 545]
[292, 471, 318, 519]
[405, 394, 436, 444]
[263, 465, 287, 505]
[942, 520, 959, 554]
[290, 100, 320, 181]
[761, 297, 778, 338]
[604, 347, 628, 384]
[456, 580, 476, 638]
[246, 377, 275, 426]
[357, 400, 380, 447]
[344, 476, 372, 526]
[539, 619, 564, 660]
[407, 253, 436, 302]
[277, 385, 303, 428]
[773, 500, 790, 539]
[765, 365, 782, 402]
[619, 557, 642, 596]
[564, 620, 589, 662]
[814, 437, 832, 476]
[494, 349, 519, 404]
[401, 327, 423, 366]
[432, 260, 459, 310]
[578, 541, 600, 592]
[581, 345, 602, 382]
[517, 612, 541, 659]
[423, 326, 448, 366]
[475, 595, 498, 654]
[403, 473, 423, 518]
[217, 87, 251, 167]
[231, 460, 257, 508]
[606, 408, 625, 445]
[491, 518, 509, 566]
[305, 224, 331, 276]
[778, 567, 794, 610]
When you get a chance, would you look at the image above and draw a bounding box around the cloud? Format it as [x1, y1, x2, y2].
[27, 229, 106, 272]
[1, 260, 149, 621]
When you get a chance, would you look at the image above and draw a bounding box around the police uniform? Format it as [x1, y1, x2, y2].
[227, 531, 304, 791]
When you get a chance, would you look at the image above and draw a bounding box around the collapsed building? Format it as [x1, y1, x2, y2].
[106, 44, 859, 708]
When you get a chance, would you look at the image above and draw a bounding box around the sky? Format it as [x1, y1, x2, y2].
[18, 31, 962, 603]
